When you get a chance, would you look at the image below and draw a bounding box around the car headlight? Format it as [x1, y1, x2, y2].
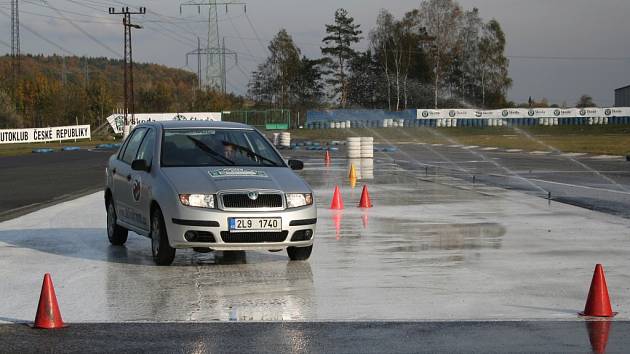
[286, 193, 313, 208]
[179, 194, 215, 209]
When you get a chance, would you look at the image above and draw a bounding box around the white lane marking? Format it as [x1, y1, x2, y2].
[480, 147, 498, 151]
[530, 151, 551, 155]
[591, 155, 624, 160]
[526, 170, 630, 174]
[528, 178, 630, 195]
[506, 149, 523, 152]
[448, 144, 463, 148]
[561, 153, 587, 157]
[429, 160, 491, 164]
[462, 145, 479, 149]
[484, 173, 630, 194]
[431, 144, 443, 146]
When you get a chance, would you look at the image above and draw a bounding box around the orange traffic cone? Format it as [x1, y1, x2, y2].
[325, 150, 331, 163]
[359, 185, 373, 208]
[349, 177, 357, 189]
[579, 264, 616, 317]
[586, 320, 612, 354]
[330, 185, 344, 210]
[348, 164, 357, 180]
[33, 273, 66, 329]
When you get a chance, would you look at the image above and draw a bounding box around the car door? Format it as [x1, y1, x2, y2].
[131, 127, 156, 232]
[112, 127, 147, 227]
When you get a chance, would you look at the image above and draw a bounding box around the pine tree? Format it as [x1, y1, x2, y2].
[321, 8, 362, 108]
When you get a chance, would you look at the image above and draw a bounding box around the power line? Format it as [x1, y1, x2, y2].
[180, 0, 246, 93]
[11, 0, 19, 103]
[244, 12, 267, 53]
[507, 55, 630, 62]
[227, 11, 256, 61]
[41, 0, 121, 57]
[0, 7, 75, 54]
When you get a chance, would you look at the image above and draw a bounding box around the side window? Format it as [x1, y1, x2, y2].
[121, 128, 147, 164]
[117, 136, 131, 160]
[136, 129, 156, 164]
[250, 132, 275, 157]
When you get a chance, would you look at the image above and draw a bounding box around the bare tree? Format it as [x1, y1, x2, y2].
[419, 0, 462, 108]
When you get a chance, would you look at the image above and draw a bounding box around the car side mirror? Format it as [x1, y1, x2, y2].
[131, 159, 150, 172]
[288, 159, 304, 171]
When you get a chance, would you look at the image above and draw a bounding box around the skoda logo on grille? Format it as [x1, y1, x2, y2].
[247, 191, 259, 200]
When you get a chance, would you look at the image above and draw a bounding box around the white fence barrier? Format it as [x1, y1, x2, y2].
[0, 125, 91, 144]
[306, 107, 630, 129]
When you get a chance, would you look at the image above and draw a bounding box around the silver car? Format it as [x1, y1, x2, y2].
[104, 121, 316, 265]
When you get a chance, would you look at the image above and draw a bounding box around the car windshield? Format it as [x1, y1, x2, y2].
[161, 128, 285, 167]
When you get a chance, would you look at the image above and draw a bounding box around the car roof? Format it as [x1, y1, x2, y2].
[137, 120, 253, 130]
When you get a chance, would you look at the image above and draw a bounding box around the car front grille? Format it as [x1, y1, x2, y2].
[220, 231, 288, 243]
[221, 193, 283, 209]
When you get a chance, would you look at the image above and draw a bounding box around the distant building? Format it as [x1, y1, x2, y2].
[615, 85, 630, 107]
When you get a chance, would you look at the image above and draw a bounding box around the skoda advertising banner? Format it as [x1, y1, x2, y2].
[418, 109, 443, 119]
[417, 108, 630, 119]
[106, 112, 222, 134]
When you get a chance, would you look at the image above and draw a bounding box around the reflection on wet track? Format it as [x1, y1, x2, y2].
[0, 157, 630, 322]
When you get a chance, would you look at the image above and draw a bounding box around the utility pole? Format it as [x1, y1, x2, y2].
[180, 1, 245, 93]
[10, 0, 20, 105]
[197, 37, 202, 90]
[417, 30, 436, 108]
[109, 6, 146, 138]
[185, 37, 237, 94]
[61, 56, 66, 86]
[84, 57, 90, 90]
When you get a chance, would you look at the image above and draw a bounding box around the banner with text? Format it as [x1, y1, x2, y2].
[417, 107, 630, 119]
[106, 112, 222, 134]
[0, 125, 91, 144]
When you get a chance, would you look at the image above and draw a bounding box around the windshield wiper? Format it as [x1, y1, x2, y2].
[223, 142, 280, 166]
[186, 136, 235, 165]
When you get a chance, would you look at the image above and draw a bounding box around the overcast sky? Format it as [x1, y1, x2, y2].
[1, 0, 629, 106]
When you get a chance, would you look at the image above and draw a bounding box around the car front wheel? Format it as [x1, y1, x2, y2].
[151, 207, 176, 266]
[287, 245, 312, 261]
[107, 201, 128, 245]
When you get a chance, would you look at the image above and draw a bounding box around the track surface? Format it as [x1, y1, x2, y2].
[0, 321, 627, 353]
[386, 144, 630, 217]
[0, 150, 112, 221]
[1, 144, 629, 353]
[1, 145, 628, 221]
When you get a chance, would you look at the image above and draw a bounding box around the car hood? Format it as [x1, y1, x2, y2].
[162, 166, 312, 194]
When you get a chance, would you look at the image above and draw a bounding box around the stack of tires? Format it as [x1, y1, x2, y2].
[347, 137, 361, 158]
[361, 137, 374, 158]
[272, 132, 280, 146]
[279, 132, 291, 148]
[361, 158, 374, 180]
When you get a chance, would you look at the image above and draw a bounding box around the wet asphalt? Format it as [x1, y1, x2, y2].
[1, 144, 628, 221]
[0, 150, 113, 221]
[2, 141, 630, 352]
[0, 321, 628, 353]
[379, 144, 630, 218]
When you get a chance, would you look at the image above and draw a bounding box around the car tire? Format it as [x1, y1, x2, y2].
[107, 201, 128, 246]
[150, 207, 176, 266]
[287, 245, 312, 261]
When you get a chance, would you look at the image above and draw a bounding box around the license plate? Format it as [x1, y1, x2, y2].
[228, 218, 282, 232]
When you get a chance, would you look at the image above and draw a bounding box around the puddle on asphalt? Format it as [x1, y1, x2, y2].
[374, 221, 505, 251]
